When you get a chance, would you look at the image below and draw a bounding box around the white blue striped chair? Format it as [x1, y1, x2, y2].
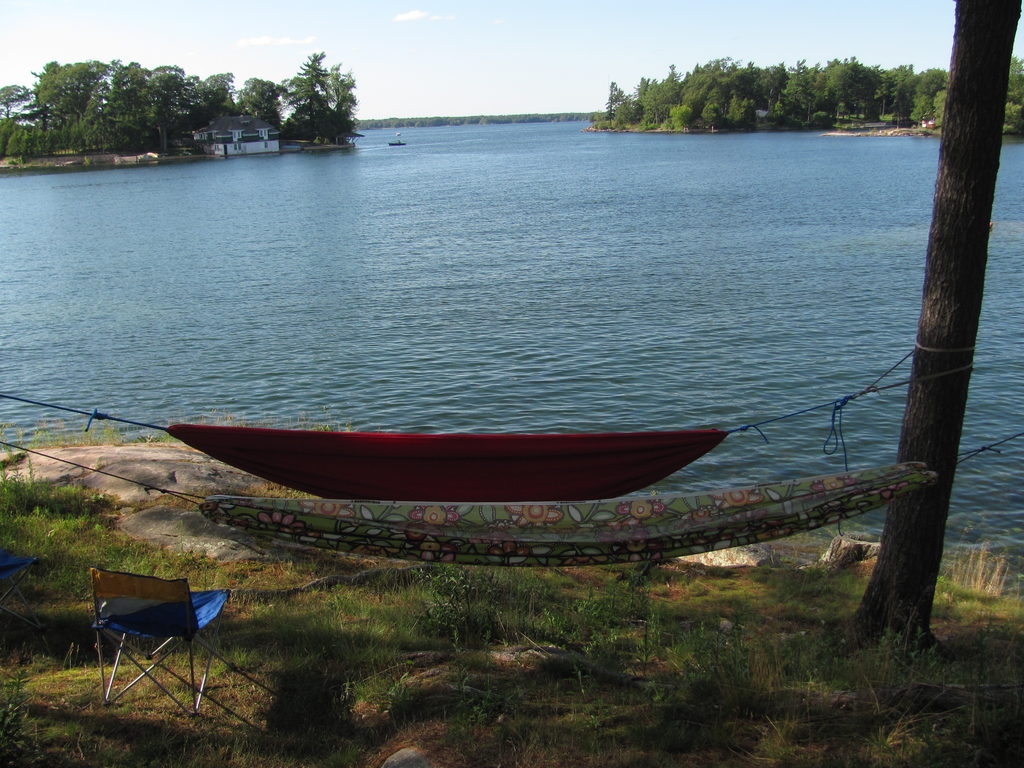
[90, 567, 269, 721]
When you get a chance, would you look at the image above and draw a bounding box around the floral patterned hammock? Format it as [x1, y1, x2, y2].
[199, 462, 935, 567]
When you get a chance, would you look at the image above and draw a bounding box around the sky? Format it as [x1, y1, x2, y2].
[2, 0, 1022, 119]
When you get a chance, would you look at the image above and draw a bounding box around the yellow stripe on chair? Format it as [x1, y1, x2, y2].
[90, 568, 191, 604]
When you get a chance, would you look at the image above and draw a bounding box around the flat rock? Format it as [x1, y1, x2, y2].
[115, 504, 282, 562]
[3, 443, 265, 503]
[3, 443, 283, 562]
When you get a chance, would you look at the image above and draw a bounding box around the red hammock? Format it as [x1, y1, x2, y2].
[167, 424, 727, 501]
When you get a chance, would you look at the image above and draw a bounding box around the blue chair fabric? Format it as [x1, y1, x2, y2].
[0, 548, 44, 631]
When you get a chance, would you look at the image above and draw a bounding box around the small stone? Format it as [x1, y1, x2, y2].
[678, 544, 780, 568]
[380, 747, 436, 768]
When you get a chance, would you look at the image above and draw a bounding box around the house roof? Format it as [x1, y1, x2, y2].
[196, 115, 276, 133]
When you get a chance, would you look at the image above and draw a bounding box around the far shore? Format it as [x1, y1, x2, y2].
[585, 125, 938, 138]
[3, 128, 941, 173]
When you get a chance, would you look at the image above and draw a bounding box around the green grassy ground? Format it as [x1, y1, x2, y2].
[1, 474, 1022, 768]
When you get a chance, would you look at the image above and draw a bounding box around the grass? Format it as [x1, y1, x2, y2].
[0, 474, 1022, 767]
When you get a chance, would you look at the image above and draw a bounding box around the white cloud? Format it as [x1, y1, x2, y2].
[393, 10, 429, 22]
[235, 35, 316, 48]
[492, 18, 507, 25]
[393, 10, 454, 22]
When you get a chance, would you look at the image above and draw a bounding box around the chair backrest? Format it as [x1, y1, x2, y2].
[90, 568, 198, 639]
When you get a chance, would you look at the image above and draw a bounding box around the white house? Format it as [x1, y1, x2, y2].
[193, 116, 280, 156]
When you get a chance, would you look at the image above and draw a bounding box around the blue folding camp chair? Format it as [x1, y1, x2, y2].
[0, 548, 44, 631]
[90, 567, 270, 720]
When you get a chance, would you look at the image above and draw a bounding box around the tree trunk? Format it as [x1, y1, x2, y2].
[853, 0, 1020, 647]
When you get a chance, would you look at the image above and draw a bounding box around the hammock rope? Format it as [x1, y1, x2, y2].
[957, 431, 1024, 464]
[0, 348, 976, 454]
[0, 348, 983, 499]
[0, 393, 166, 433]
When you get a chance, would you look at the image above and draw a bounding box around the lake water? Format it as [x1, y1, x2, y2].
[1, 122, 1021, 552]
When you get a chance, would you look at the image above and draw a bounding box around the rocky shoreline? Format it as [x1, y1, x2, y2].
[585, 125, 937, 138]
[0, 143, 355, 172]
[0, 151, 213, 172]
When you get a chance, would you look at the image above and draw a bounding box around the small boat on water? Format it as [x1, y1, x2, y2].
[388, 132, 406, 146]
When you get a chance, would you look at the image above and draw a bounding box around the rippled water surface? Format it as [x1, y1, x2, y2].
[2, 123, 1021, 547]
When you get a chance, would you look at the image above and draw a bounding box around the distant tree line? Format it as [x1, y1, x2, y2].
[593, 57, 1024, 134]
[359, 113, 591, 129]
[0, 52, 356, 159]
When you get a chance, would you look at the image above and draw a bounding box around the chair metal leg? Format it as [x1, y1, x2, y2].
[98, 629, 198, 715]
[95, 624, 274, 723]
[0, 575, 45, 631]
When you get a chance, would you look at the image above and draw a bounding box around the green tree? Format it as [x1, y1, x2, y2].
[605, 81, 627, 120]
[33, 60, 109, 130]
[782, 60, 820, 125]
[283, 52, 357, 142]
[324, 65, 357, 137]
[0, 118, 14, 156]
[237, 77, 284, 127]
[0, 85, 31, 119]
[679, 58, 740, 124]
[191, 73, 236, 127]
[912, 68, 948, 123]
[932, 89, 948, 127]
[700, 100, 720, 128]
[1005, 55, 1024, 132]
[881, 65, 917, 124]
[669, 103, 693, 130]
[758, 63, 788, 112]
[102, 61, 152, 151]
[824, 58, 880, 119]
[148, 65, 193, 152]
[638, 65, 682, 126]
[613, 95, 642, 128]
[5, 125, 33, 157]
[726, 94, 755, 128]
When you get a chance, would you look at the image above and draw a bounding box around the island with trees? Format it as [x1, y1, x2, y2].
[0, 52, 356, 164]
[591, 56, 1024, 134]
[5, 51, 1024, 166]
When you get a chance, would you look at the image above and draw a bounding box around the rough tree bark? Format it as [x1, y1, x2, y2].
[854, 0, 1020, 647]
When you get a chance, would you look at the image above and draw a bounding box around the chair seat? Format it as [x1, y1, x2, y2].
[0, 553, 37, 581]
[93, 589, 229, 638]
